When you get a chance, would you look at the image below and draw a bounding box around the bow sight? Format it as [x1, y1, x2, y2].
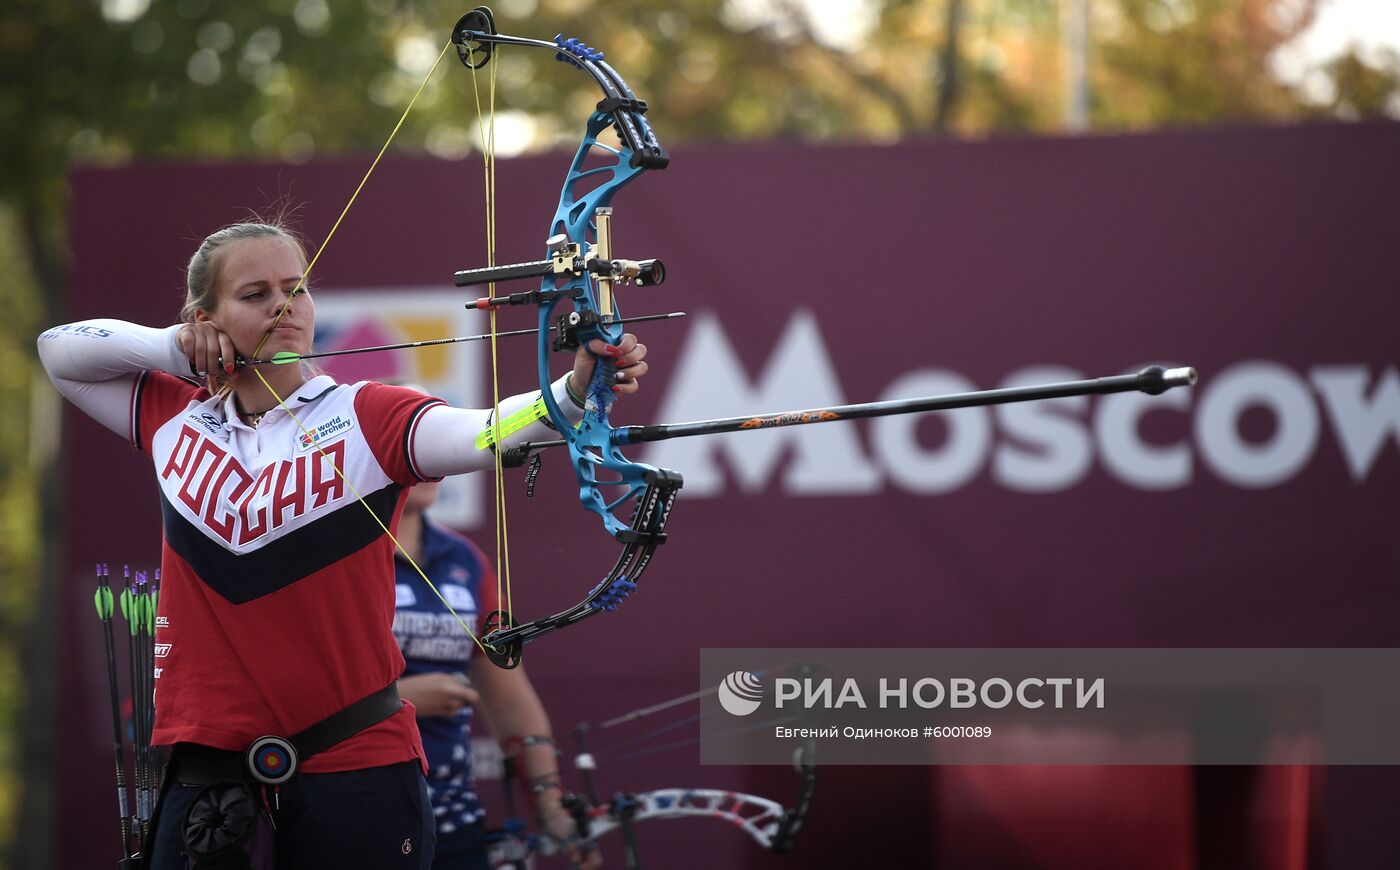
[454, 218, 666, 306]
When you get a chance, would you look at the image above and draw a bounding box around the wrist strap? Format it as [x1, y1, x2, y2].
[504, 734, 556, 755]
[564, 376, 587, 409]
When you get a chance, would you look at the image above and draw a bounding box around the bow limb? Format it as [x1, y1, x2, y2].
[580, 779, 817, 853]
[500, 770, 817, 867]
[565, 726, 817, 858]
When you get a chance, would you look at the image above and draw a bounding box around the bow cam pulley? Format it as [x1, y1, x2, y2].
[453, 6, 498, 69]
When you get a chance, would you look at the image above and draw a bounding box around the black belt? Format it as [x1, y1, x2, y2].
[169, 683, 402, 786]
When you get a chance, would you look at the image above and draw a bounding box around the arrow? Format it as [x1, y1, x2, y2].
[93, 564, 134, 860]
[502, 366, 1199, 461]
[235, 311, 686, 367]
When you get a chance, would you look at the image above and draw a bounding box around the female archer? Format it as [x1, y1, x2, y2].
[39, 220, 640, 868]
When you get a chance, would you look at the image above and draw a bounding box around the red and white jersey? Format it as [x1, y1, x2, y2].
[39, 318, 580, 773]
[136, 371, 439, 773]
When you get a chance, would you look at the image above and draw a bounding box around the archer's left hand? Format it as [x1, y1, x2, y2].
[570, 333, 649, 401]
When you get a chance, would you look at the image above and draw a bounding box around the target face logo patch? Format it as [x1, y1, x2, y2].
[246, 735, 298, 785]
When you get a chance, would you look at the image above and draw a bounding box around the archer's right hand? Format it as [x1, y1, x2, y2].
[397, 672, 480, 717]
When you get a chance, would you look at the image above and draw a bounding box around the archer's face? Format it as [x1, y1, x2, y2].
[199, 236, 314, 358]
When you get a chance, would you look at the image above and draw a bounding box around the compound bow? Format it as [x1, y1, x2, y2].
[447, 8, 683, 669]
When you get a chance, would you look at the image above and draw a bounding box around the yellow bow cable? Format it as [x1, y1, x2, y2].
[249, 39, 489, 653]
[253, 369, 485, 650]
[252, 41, 450, 360]
[468, 48, 515, 631]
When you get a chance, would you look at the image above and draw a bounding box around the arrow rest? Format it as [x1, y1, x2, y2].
[553, 310, 598, 352]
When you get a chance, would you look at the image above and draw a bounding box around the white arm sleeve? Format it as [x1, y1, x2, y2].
[37, 320, 190, 438]
[411, 375, 586, 477]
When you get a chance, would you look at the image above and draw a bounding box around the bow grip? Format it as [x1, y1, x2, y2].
[585, 339, 620, 413]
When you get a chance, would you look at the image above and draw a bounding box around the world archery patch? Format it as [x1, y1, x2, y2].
[296, 415, 356, 451]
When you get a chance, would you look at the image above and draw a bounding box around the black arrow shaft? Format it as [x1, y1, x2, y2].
[513, 366, 1197, 453]
[239, 312, 685, 366]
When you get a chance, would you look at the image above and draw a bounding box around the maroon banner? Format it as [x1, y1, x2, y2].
[59, 122, 1400, 868]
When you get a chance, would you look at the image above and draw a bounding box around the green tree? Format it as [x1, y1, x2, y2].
[1093, 0, 1322, 126]
[1324, 47, 1400, 119]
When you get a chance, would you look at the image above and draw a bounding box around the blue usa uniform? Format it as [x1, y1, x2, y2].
[392, 521, 497, 834]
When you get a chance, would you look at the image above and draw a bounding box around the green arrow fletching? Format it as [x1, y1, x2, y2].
[93, 587, 112, 620]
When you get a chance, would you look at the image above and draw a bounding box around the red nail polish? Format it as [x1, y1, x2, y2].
[225, 363, 235, 375]
[612, 385, 622, 393]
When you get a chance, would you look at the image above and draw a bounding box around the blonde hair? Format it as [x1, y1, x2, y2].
[181, 222, 308, 322]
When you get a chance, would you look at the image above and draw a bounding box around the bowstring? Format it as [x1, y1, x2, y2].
[249, 39, 488, 654]
[252, 40, 454, 359]
[253, 370, 486, 650]
[468, 45, 514, 627]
